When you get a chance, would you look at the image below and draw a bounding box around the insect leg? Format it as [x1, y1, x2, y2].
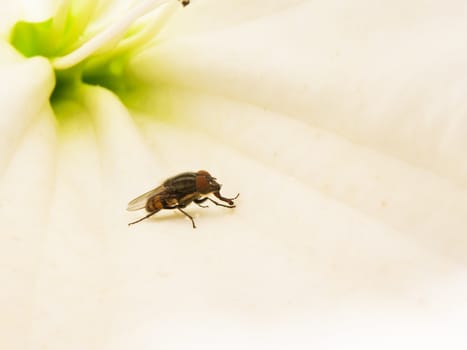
[177, 207, 196, 228]
[194, 197, 209, 208]
[128, 209, 160, 226]
[207, 197, 236, 208]
[213, 192, 239, 206]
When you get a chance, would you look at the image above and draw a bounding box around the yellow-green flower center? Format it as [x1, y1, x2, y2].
[8, 0, 188, 107]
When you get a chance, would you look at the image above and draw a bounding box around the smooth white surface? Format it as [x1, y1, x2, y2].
[1, 0, 467, 349]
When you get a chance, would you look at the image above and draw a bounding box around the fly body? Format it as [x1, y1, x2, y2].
[127, 170, 239, 228]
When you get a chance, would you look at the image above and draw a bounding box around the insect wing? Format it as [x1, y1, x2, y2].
[127, 185, 165, 211]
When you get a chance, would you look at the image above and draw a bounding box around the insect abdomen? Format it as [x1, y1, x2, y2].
[146, 195, 163, 212]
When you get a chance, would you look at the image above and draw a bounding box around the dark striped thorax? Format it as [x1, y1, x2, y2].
[163, 170, 221, 196]
[163, 172, 198, 196]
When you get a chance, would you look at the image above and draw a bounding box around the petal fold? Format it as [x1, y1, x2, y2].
[131, 0, 467, 185]
[0, 41, 54, 174]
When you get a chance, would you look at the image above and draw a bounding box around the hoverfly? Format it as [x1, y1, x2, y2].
[127, 170, 239, 228]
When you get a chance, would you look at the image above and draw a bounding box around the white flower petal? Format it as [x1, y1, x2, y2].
[0, 42, 55, 349]
[114, 0, 467, 346]
[2, 0, 467, 349]
[0, 43, 54, 172]
[133, 0, 467, 183]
